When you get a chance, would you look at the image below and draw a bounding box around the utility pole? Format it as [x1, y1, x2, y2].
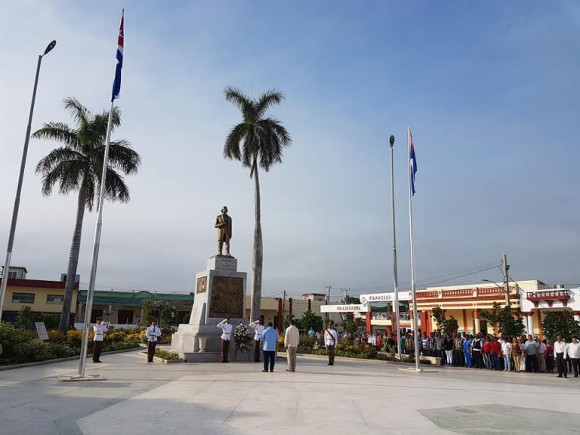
[282, 290, 287, 316]
[325, 285, 331, 319]
[503, 254, 510, 307]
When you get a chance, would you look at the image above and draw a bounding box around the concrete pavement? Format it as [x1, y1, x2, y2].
[1, 349, 579, 434]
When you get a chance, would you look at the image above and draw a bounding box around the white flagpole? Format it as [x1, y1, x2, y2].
[75, 9, 123, 379]
[78, 101, 115, 377]
[408, 127, 420, 371]
[388, 135, 401, 358]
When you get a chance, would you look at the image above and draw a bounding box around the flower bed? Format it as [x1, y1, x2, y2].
[0, 322, 141, 365]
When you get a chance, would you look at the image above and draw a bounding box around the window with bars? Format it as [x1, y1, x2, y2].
[46, 294, 64, 304]
[11, 293, 35, 304]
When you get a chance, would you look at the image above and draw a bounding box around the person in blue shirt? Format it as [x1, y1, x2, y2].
[464, 335, 473, 367]
[261, 322, 279, 372]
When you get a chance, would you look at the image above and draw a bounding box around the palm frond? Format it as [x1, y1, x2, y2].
[108, 140, 141, 175]
[255, 89, 284, 118]
[224, 86, 254, 118]
[32, 123, 79, 148]
[223, 123, 247, 161]
[104, 168, 130, 203]
[63, 97, 91, 127]
[35, 148, 83, 175]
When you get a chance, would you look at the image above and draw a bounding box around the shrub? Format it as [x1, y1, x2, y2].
[66, 329, 84, 347]
[103, 341, 140, 352]
[155, 349, 181, 360]
[298, 337, 317, 353]
[12, 339, 53, 363]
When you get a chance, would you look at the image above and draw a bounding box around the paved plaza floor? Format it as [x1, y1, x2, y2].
[1, 349, 579, 434]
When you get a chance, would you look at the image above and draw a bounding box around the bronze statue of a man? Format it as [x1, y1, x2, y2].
[214, 206, 232, 256]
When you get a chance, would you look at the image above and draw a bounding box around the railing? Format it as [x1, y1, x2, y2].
[527, 290, 570, 298]
[477, 287, 506, 295]
[527, 290, 570, 307]
[441, 289, 473, 297]
[417, 291, 439, 299]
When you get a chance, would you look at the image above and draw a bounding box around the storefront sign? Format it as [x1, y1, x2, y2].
[320, 304, 368, 313]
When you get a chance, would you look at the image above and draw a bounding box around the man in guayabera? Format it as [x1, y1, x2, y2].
[214, 206, 232, 256]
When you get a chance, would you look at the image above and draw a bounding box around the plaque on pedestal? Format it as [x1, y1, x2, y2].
[171, 255, 247, 361]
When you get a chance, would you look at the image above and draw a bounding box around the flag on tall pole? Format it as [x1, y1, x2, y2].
[407, 126, 420, 371]
[75, 9, 125, 380]
[111, 10, 124, 101]
[409, 130, 417, 196]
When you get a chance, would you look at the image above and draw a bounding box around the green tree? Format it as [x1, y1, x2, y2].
[223, 87, 291, 322]
[480, 302, 525, 337]
[543, 311, 580, 342]
[33, 97, 141, 334]
[341, 312, 362, 336]
[142, 299, 155, 324]
[282, 314, 301, 331]
[159, 305, 178, 328]
[300, 310, 324, 333]
[344, 296, 360, 304]
[431, 307, 459, 335]
[15, 306, 35, 330]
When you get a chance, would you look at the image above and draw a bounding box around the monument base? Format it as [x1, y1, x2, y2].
[183, 351, 222, 362]
[171, 254, 247, 362]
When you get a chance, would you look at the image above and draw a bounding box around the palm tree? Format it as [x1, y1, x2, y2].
[33, 97, 141, 334]
[223, 87, 291, 322]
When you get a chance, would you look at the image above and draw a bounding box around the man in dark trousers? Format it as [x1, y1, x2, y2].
[145, 319, 161, 363]
[261, 322, 279, 372]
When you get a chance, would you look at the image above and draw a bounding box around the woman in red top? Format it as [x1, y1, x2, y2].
[482, 339, 492, 369]
[491, 338, 501, 370]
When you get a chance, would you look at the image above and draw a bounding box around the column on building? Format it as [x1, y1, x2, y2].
[473, 309, 480, 334]
[522, 312, 533, 335]
[366, 311, 372, 333]
[462, 309, 467, 334]
[536, 310, 543, 339]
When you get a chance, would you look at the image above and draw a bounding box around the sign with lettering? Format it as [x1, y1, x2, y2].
[320, 304, 368, 313]
[35, 322, 49, 341]
[359, 292, 411, 304]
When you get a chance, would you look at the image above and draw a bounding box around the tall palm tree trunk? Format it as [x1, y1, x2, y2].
[58, 186, 88, 334]
[250, 163, 263, 322]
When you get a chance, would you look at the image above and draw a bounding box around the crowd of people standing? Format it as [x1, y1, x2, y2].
[413, 331, 580, 378]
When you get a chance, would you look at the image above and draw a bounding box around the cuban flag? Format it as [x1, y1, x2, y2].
[111, 10, 124, 102]
[409, 129, 417, 196]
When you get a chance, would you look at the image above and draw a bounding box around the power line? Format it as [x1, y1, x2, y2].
[346, 261, 502, 294]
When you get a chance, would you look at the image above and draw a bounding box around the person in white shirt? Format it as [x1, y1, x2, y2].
[92, 317, 108, 363]
[568, 336, 580, 377]
[554, 336, 568, 378]
[145, 319, 161, 363]
[324, 321, 338, 366]
[501, 337, 512, 372]
[217, 317, 233, 363]
[284, 319, 300, 372]
[249, 318, 265, 363]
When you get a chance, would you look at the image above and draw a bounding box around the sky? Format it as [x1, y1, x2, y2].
[1, 1, 580, 299]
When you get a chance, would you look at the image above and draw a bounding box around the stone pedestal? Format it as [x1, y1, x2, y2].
[171, 255, 247, 362]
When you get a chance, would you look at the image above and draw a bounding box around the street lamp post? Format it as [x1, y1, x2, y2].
[388, 134, 402, 358]
[0, 41, 56, 321]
